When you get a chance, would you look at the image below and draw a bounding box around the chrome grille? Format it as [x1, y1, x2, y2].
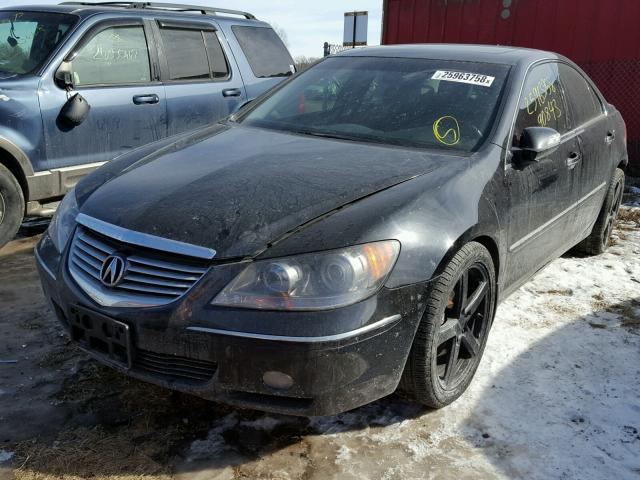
[68, 225, 209, 308]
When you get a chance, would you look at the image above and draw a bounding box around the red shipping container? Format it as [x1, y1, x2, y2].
[382, 0, 640, 174]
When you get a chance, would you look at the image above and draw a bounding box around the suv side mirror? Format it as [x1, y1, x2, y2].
[514, 127, 562, 163]
[54, 61, 74, 89]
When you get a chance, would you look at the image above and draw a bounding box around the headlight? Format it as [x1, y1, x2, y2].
[211, 240, 400, 310]
[48, 189, 79, 253]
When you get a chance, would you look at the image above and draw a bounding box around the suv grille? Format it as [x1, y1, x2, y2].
[69, 225, 209, 307]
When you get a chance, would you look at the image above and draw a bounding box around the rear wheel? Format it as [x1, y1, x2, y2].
[0, 164, 24, 249]
[400, 242, 496, 408]
[577, 168, 625, 256]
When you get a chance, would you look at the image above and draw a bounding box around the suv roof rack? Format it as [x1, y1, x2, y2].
[59, 2, 256, 19]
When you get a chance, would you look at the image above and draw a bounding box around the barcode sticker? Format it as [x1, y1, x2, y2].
[432, 70, 495, 87]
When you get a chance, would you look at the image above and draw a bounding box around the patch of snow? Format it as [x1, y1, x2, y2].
[239, 416, 282, 431]
[186, 413, 238, 461]
[0, 450, 14, 463]
[335, 444, 352, 462]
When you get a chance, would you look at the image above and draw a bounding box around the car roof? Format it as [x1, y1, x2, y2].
[336, 44, 563, 67]
[2, 3, 266, 26]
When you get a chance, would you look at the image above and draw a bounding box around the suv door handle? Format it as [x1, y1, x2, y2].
[132, 94, 159, 105]
[567, 152, 581, 169]
[605, 131, 616, 145]
[222, 88, 242, 97]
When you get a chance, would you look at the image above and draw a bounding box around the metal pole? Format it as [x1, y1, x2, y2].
[352, 11, 357, 48]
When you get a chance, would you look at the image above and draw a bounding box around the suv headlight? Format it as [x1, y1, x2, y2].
[48, 189, 79, 253]
[211, 240, 400, 311]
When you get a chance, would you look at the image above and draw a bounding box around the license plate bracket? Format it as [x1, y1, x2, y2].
[68, 305, 132, 369]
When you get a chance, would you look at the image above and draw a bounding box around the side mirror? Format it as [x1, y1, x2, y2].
[514, 127, 561, 163]
[54, 61, 74, 89]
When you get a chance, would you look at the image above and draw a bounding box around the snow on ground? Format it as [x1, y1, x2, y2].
[176, 193, 640, 480]
[0, 450, 14, 463]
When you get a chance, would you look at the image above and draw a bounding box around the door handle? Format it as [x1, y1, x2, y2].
[132, 94, 159, 105]
[566, 152, 581, 169]
[222, 88, 242, 97]
[605, 130, 615, 145]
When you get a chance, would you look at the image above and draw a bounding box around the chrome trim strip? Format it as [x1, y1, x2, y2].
[34, 246, 57, 280]
[76, 213, 216, 260]
[509, 182, 606, 252]
[186, 314, 402, 343]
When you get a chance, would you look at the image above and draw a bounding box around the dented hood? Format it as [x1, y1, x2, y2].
[80, 124, 445, 259]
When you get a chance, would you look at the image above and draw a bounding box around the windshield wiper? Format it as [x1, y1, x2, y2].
[290, 129, 366, 142]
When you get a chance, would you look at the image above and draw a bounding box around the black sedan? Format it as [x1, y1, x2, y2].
[36, 45, 627, 416]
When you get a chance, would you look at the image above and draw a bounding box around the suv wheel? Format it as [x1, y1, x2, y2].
[0, 164, 25, 249]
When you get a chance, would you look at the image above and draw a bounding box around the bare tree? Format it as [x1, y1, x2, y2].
[294, 55, 321, 71]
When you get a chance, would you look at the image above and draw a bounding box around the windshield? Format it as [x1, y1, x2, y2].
[0, 11, 77, 75]
[240, 56, 511, 151]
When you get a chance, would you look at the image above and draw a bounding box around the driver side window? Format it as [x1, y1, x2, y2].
[70, 25, 151, 87]
[513, 62, 569, 145]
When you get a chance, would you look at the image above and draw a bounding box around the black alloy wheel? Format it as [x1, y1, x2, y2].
[435, 262, 491, 391]
[400, 241, 496, 409]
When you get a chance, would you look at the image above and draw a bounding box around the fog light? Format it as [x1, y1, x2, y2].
[263, 371, 294, 390]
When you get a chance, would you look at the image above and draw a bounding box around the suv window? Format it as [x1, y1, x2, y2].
[558, 64, 603, 127]
[513, 62, 569, 144]
[71, 25, 151, 86]
[0, 11, 77, 75]
[231, 26, 293, 78]
[159, 27, 229, 81]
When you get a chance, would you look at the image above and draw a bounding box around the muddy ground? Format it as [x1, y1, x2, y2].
[0, 192, 639, 480]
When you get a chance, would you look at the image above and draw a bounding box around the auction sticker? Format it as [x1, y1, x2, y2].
[432, 70, 495, 87]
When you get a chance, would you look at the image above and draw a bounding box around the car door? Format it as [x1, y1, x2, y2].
[557, 63, 611, 237]
[151, 18, 247, 136]
[503, 61, 582, 289]
[40, 19, 166, 170]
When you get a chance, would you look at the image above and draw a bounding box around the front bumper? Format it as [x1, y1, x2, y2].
[35, 233, 429, 416]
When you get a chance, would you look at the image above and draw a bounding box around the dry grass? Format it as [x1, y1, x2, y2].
[618, 206, 640, 226]
[10, 361, 238, 480]
[14, 427, 173, 480]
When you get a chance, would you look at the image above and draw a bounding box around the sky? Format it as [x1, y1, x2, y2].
[4, 0, 383, 58]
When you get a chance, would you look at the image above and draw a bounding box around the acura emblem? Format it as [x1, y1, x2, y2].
[100, 255, 127, 287]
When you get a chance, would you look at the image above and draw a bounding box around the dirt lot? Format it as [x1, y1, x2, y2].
[1, 188, 639, 480]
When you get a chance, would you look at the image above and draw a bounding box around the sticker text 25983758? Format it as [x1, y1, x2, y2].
[431, 70, 495, 87]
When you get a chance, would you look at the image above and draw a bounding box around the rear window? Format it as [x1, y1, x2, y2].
[231, 26, 293, 78]
[160, 28, 210, 81]
[240, 57, 511, 152]
[159, 27, 229, 81]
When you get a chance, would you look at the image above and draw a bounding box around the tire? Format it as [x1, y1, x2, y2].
[576, 168, 625, 256]
[0, 163, 24, 249]
[400, 242, 496, 409]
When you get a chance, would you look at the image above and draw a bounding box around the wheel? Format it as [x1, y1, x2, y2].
[0, 163, 24, 249]
[576, 168, 625, 256]
[400, 242, 496, 408]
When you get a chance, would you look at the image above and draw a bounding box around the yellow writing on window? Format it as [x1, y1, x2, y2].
[524, 76, 562, 127]
[433, 115, 460, 146]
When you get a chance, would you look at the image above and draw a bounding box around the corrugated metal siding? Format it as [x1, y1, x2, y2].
[382, 0, 640, 171]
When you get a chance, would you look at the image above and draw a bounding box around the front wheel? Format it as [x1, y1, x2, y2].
[400, 242, 496, 408]
[0, 164, 24, 249]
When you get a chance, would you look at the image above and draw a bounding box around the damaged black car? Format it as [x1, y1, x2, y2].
[36, 45, 627, 416]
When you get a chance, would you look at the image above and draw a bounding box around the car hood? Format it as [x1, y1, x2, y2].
[80, 124, 450, 259]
